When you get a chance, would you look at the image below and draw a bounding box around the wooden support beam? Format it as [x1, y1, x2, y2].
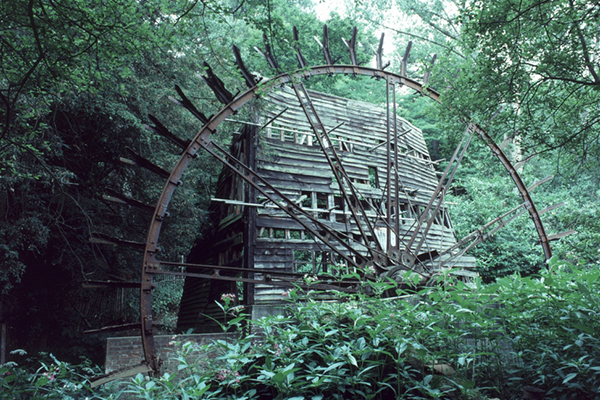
[146, 114, 191, 150]
[527, 175, 553, 192]
[89, 234, 146, 250]
[91, 364, 153, 388]
[514, 154, 535, 170]
[233, 44, 261, 88]
[342, 26, 358, 65]
[122, 147, 172, 181]
[423, 54, 437, 85]
[211, 198, 266, 208]
[200, 61, 235, 104]
[254, 33, 280, 71]
[314, 25, 333, 65]
[168, 86, 210, 124]
[82, 280, 144, 289]
[538, 202, 565, 215]
[103, 188, 155, 213]
[373, 32, 390, 70]
[547, 230, 577, 241]
[400, 41, 413, 76]
[293, 26, 307, 69]
[84, 322, 140, 335]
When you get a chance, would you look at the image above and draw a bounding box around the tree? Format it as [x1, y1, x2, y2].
[346, 0, 600, 277]
[0, 0, 216, 362]
[456, 0, 600, 168]
[351, 0, 600, 168]
[0, 0, 382, 363]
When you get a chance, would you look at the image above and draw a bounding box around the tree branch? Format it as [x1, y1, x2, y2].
[175, 0, 200, 25]
[540, 74, 599, 86]
[232, 0, 247, 14]
[568, 0, 600, 83]
[412, 8, 460, 42]
[27, 0, 46, 67]
[362, 16, 466, 59]
[532, 114, 600, 155]
[0, 92, 11, 141]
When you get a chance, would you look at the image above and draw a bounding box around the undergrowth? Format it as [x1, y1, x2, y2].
[1, 256, 599, 399]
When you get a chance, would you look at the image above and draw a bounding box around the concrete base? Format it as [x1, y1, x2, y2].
[104, 332, 236, 375]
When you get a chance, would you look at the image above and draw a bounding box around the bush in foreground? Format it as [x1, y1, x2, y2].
[1, 257, 599, 399]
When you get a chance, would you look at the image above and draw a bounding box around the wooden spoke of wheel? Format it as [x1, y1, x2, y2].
[138, 64, 551, 373]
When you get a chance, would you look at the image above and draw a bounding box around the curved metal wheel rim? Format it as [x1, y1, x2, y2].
[140, 64, 552, 371]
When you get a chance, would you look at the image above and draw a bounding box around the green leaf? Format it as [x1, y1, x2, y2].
[563, 372, 577, 384]
[36, 376, 49, 387]
[396, 342, 408, 356]
[323, 361, 346, 374]
[356, 337, 366, 350]
[357, 364, 379, 378]
[348, 354, 358, 367]
[228, 316, 246, 326]
[423, 374, 433, 385]
[196, 382, 211, 397]
[462, 380, 476, 389]
[272, 367, 299, 385]
[133, 373, 145, 384]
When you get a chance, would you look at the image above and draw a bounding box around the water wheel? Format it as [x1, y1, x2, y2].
[88, 26, 571, 377]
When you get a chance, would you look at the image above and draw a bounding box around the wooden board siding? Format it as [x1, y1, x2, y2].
[177, 129, 252, 333]
[177, 87, 476, 333]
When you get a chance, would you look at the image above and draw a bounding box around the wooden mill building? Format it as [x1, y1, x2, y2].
[176, 87, 475, 332]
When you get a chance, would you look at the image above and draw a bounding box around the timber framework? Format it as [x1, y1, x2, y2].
[177, 86, 477, 332]
[86, 25, 571, 378]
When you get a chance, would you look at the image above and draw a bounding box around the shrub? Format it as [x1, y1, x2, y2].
[0, 351, 109, 399]
[2, 260, 599, 399]
[153, 262, 600, 399]
[127, 282, 483, 400]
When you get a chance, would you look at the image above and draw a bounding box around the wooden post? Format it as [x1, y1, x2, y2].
[0, 301, 5, 364]
[243, 125, 257, 309]
[1, 323, 6, 364]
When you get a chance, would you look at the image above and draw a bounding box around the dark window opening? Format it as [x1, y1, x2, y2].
[360, 199, 372, 213]
[273, 229, 285, 239]
[317, 193, 329, 219]
[300, 191, 312, 208]
[368, 166, 379, 188]
[334, 195, 345, 222]
[294, 250, 314, 273]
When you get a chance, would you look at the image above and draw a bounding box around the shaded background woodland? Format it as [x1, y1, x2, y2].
[1, 0, 599, 365]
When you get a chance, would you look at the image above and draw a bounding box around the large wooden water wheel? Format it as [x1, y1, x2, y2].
[89, 26, 572, 378]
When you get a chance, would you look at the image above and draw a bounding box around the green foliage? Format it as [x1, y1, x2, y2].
[446, 153, 600, 282]
[447, 173, 545, 282]
[0, 0, 228, 362]
[348, 0, 600, 278]
[449, 0, 600, 168]
[0, 351, 110, 399]
[121, 265, 600, 399]
[152, 278, 185, 332]
[489, 257, 600, 397]
[1, 0, 597, 380]
[2, 264, 600, 399]
[354, 0, 600, 169]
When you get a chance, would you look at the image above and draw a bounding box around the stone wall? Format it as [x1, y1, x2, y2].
[105, 333, 237, 375]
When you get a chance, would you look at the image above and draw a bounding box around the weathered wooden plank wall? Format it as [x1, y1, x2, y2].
[177, 86, 475, 333]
